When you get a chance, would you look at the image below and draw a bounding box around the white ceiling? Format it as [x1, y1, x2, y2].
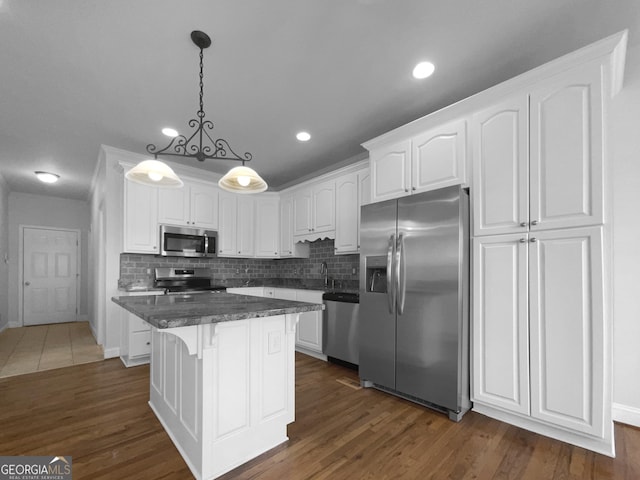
[1, 0, 638, 200]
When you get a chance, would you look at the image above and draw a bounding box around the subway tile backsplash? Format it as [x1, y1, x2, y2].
[119, 238, 359, 291]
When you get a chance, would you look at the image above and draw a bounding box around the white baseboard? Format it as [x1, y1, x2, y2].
[103, 347, 120, 359]
[77, 314, 89, 322]
[0, 323, 7, 334]
[613, 402, 640, 428]
[9, 321, 20, 328]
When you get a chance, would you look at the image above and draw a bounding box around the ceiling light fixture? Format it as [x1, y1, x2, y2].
[296, 131, 311, 142]
[412, 61, 435, 79]
[161, 127, 179, 138]
[35, 171, 60, 184]
[126, 30, 267, 193]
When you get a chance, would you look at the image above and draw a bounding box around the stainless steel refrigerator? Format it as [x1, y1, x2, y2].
[359, 185, 470, 421]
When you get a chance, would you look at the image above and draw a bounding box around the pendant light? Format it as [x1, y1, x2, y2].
[126, 30, 267, 193]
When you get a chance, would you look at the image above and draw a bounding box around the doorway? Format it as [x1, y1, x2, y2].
[21, 226, 79, 326]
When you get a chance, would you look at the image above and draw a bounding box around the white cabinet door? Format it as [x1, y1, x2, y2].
[295, 290, 323, 353]
[529, 226, 604, 437]
[218, 192, 237, 256]
[123, 180, 159, 253]
[255, 197, 280, 258]
[273, 288, 296, 301]
[335, 172, 359, 254]
[312, 180, 335, 234]
[529, 62, 604, 231]
[371, 139, 411, 202]
[472, 96, 529, 236]
[157, 187, 189, 226]
[412, 119, 466, 194]
[189, 181, 219, 229]
[293, 190, 313, 236]
[236, 196, 255, 257]
[472, 234, 530, 415]
[280, 195, 295, 257]
[359, 168, 371, 206]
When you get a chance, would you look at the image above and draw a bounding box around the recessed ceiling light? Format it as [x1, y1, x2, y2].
[412, 61, 435, 79]
[35, 171, 60, 184]
[296, 131, 311, 142]
[162, 127, 179, 137]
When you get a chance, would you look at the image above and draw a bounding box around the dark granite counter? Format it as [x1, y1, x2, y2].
[112, 292, 324, 329]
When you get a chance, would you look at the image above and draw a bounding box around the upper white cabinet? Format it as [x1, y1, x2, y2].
[255, 196, 280, 258]
[335, 167, 370, 255]
[473, 61, 604, 236]
[293, 180, 336, 240]
[472, 227, 605, 438]
[123, 180, 158, 254]
[279, 195, 310, 258]
[529, 62, 604, 232]
[368, 120, 467, 203]
[158, 180, 219, 230]
[218, 192, 255, 257]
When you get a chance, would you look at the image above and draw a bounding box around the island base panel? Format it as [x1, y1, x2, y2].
[148, 315, 297, 480]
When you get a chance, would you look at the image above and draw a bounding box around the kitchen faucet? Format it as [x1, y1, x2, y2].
[320, 261, 329, 288]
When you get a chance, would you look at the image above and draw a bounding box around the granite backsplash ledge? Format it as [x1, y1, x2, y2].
[119, 239, 359, 291]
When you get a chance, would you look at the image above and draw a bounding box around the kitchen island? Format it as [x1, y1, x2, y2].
[112, 292, 323, 480]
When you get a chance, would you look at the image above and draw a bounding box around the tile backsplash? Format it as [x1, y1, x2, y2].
[119, 239, 359, 290]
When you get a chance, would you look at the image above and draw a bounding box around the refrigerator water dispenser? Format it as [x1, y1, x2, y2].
[365, 256, 387, 293]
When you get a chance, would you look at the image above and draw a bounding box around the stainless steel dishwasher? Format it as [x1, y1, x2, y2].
[322, 292, 360, 366]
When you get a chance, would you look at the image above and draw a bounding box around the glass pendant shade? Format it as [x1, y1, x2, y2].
[125, 160, 183, 187]
[218, 165, 268, 193]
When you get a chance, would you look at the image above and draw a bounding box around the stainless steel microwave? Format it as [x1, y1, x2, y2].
[159, 225, 218, 258]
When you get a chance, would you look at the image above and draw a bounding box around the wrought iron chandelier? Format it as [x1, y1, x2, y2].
[126, 30, 267, 193]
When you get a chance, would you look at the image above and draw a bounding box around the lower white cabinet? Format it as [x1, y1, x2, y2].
[294, 290, 324, 357]
[120, 290, 163, 367]
[230, 287, 325, 359]
[472, 226, 611, 454]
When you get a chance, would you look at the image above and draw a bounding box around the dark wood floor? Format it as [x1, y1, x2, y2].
[0, 354, 638, 479]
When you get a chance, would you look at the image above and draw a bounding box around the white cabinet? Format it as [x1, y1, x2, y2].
[293, 290, 324, 357]
[255, 196, 280, 258]
[273, 288, 296, 301]
[123, 180, 158, 254]
[227, 287, 264, 297]
[473, 62, 604, 236]
[279, 195, 310, 258]
[293, 180, 336, 240]
[369, 120, 466, 203]
[218, 193, 255, 257]
[472, 227, 606, 438]
[120, 290, 163, 367]
[157, 180, 219, 229]
[335, 168, 370, 255]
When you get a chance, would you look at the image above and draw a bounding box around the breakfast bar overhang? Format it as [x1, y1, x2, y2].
[112, 292, 324, 480]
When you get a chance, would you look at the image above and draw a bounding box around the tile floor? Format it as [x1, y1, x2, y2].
[0, 322, 103, 378]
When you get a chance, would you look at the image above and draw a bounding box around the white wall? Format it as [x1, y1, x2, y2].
[7, 192, 90, 325]
[611, 42, 640, 425]
[0, 174, 9, 332]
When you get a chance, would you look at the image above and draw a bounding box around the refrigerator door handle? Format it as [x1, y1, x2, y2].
[396, 233, 406, 315]
[386, 234, 396, 314]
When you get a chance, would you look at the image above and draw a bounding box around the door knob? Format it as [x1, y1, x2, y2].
[24, 281, 30, 286]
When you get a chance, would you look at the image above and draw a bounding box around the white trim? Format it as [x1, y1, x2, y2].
[280, 158, 369, 195]
[294, 347, 327, 362]
[0, 322, 8, 334]
[103, 347, 120, 359]
[613, 403, 640, 428]
[18, 225, 81, 327]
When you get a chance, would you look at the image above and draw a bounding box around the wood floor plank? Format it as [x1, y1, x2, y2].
[1, 353, 639, 479]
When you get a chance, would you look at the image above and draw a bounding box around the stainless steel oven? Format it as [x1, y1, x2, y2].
[159, 225, 217, 258]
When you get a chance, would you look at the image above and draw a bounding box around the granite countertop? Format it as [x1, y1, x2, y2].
[112, 292, 324, 329]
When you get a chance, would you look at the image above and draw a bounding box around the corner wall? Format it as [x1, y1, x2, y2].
[0, 174, 9, 332]
[611, 42, 640, 426]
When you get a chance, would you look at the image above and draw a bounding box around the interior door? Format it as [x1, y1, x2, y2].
[23, 227, 78, 326]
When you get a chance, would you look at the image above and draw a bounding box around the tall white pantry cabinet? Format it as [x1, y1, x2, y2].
[362, 31, 627, 457]
[470, 34, 626, 456]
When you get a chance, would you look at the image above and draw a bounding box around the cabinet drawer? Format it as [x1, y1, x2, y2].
[130, 315, 151, 333]
[130, 331, 151, 357]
